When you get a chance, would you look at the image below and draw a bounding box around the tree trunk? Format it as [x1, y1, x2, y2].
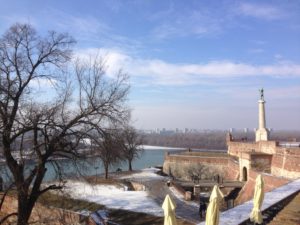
[128, 160, 132, 171]
[16, 179, 40, 225]
[17, 194, 31, 225]
[105, 165, 109, 179]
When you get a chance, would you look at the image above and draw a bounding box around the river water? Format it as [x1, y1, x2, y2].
[0, 147, 179, 184]
[44, 148, 169, 181]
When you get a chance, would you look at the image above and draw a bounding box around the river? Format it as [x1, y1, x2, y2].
[0, 146, 184, 184]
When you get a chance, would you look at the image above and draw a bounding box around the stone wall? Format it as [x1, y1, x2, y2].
[1, 195, 89, 225]
[271, 147, 300, 179]
[225, 159, 240, 180]
[228, 140, 277, 156]
[163, 153, 229, 180]
[258, 141, 277, 154]
[228, 140, 300, 179]
[227, 141, 258, 157]
[163, 152, 241, 181]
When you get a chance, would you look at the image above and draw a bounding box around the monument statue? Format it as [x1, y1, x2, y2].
[259, 88, 264, 100]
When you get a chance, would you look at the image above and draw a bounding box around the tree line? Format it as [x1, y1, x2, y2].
[143, 130, 300, 150]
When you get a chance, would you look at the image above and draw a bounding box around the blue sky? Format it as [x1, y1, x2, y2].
[0, 0, 299, 130]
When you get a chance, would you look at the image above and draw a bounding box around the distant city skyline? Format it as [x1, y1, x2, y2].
[138, 127, 280, 134]
[0, 0, 299, 130]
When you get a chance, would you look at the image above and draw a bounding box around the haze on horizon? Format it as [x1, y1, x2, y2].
[1, 0, 299, 130]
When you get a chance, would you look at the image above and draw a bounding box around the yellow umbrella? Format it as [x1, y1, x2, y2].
[162, 194, 177, 225]
[250, 174, 264, 224]
[205, 185, 224, 225]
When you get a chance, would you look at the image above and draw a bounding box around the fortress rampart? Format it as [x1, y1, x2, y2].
[164, 151, 229, 165]
[270, 147, 300, 178]
[163, 151, 229, 180]
[163, 151, 239, 181]
[227, 138, 300, 180]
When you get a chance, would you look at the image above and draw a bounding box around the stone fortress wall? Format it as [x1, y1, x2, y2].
[163, 141, 300, 182]
[163, 151, 233, 180]
[227, 136, 300, 180]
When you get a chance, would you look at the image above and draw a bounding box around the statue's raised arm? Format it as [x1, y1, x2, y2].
[259, 88, 264, 100]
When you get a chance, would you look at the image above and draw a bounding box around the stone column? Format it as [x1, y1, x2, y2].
[256, 99, 269, 141]
[258, 99, 266, 129]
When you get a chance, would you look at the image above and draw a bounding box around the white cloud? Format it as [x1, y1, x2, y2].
[237, 3, 285, 20]
[75, 48, 300, 86]
[130, 59, 300, 85]
[74, 48, 131, 78]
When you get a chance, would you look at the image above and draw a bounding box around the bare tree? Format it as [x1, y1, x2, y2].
[187, 164, 209, 183]
[120, 126, 144, 171]
[92, 129, 123, 179]
[0, 23, 129, 225]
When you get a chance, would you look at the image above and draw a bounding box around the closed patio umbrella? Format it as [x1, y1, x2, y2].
[162, 194, 177, 225]
[250, 174, 264, 224]
[205, 185, 224, 225]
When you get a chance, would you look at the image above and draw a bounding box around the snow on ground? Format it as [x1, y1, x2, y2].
[120, 167, 165, 181]
[63, 180, 163, 216]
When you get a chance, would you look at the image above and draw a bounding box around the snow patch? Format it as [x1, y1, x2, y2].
[120, 167, 164, 181]
[63, 180, 163, 216]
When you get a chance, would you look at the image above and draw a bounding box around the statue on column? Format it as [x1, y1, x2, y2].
[259, 88, 264, 100]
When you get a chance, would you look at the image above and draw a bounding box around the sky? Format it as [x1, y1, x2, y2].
[0, 0, 299, 130]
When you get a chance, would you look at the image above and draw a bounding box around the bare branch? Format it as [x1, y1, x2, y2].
[0, 212, 18, 224]
[38, 184, 63, 196]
